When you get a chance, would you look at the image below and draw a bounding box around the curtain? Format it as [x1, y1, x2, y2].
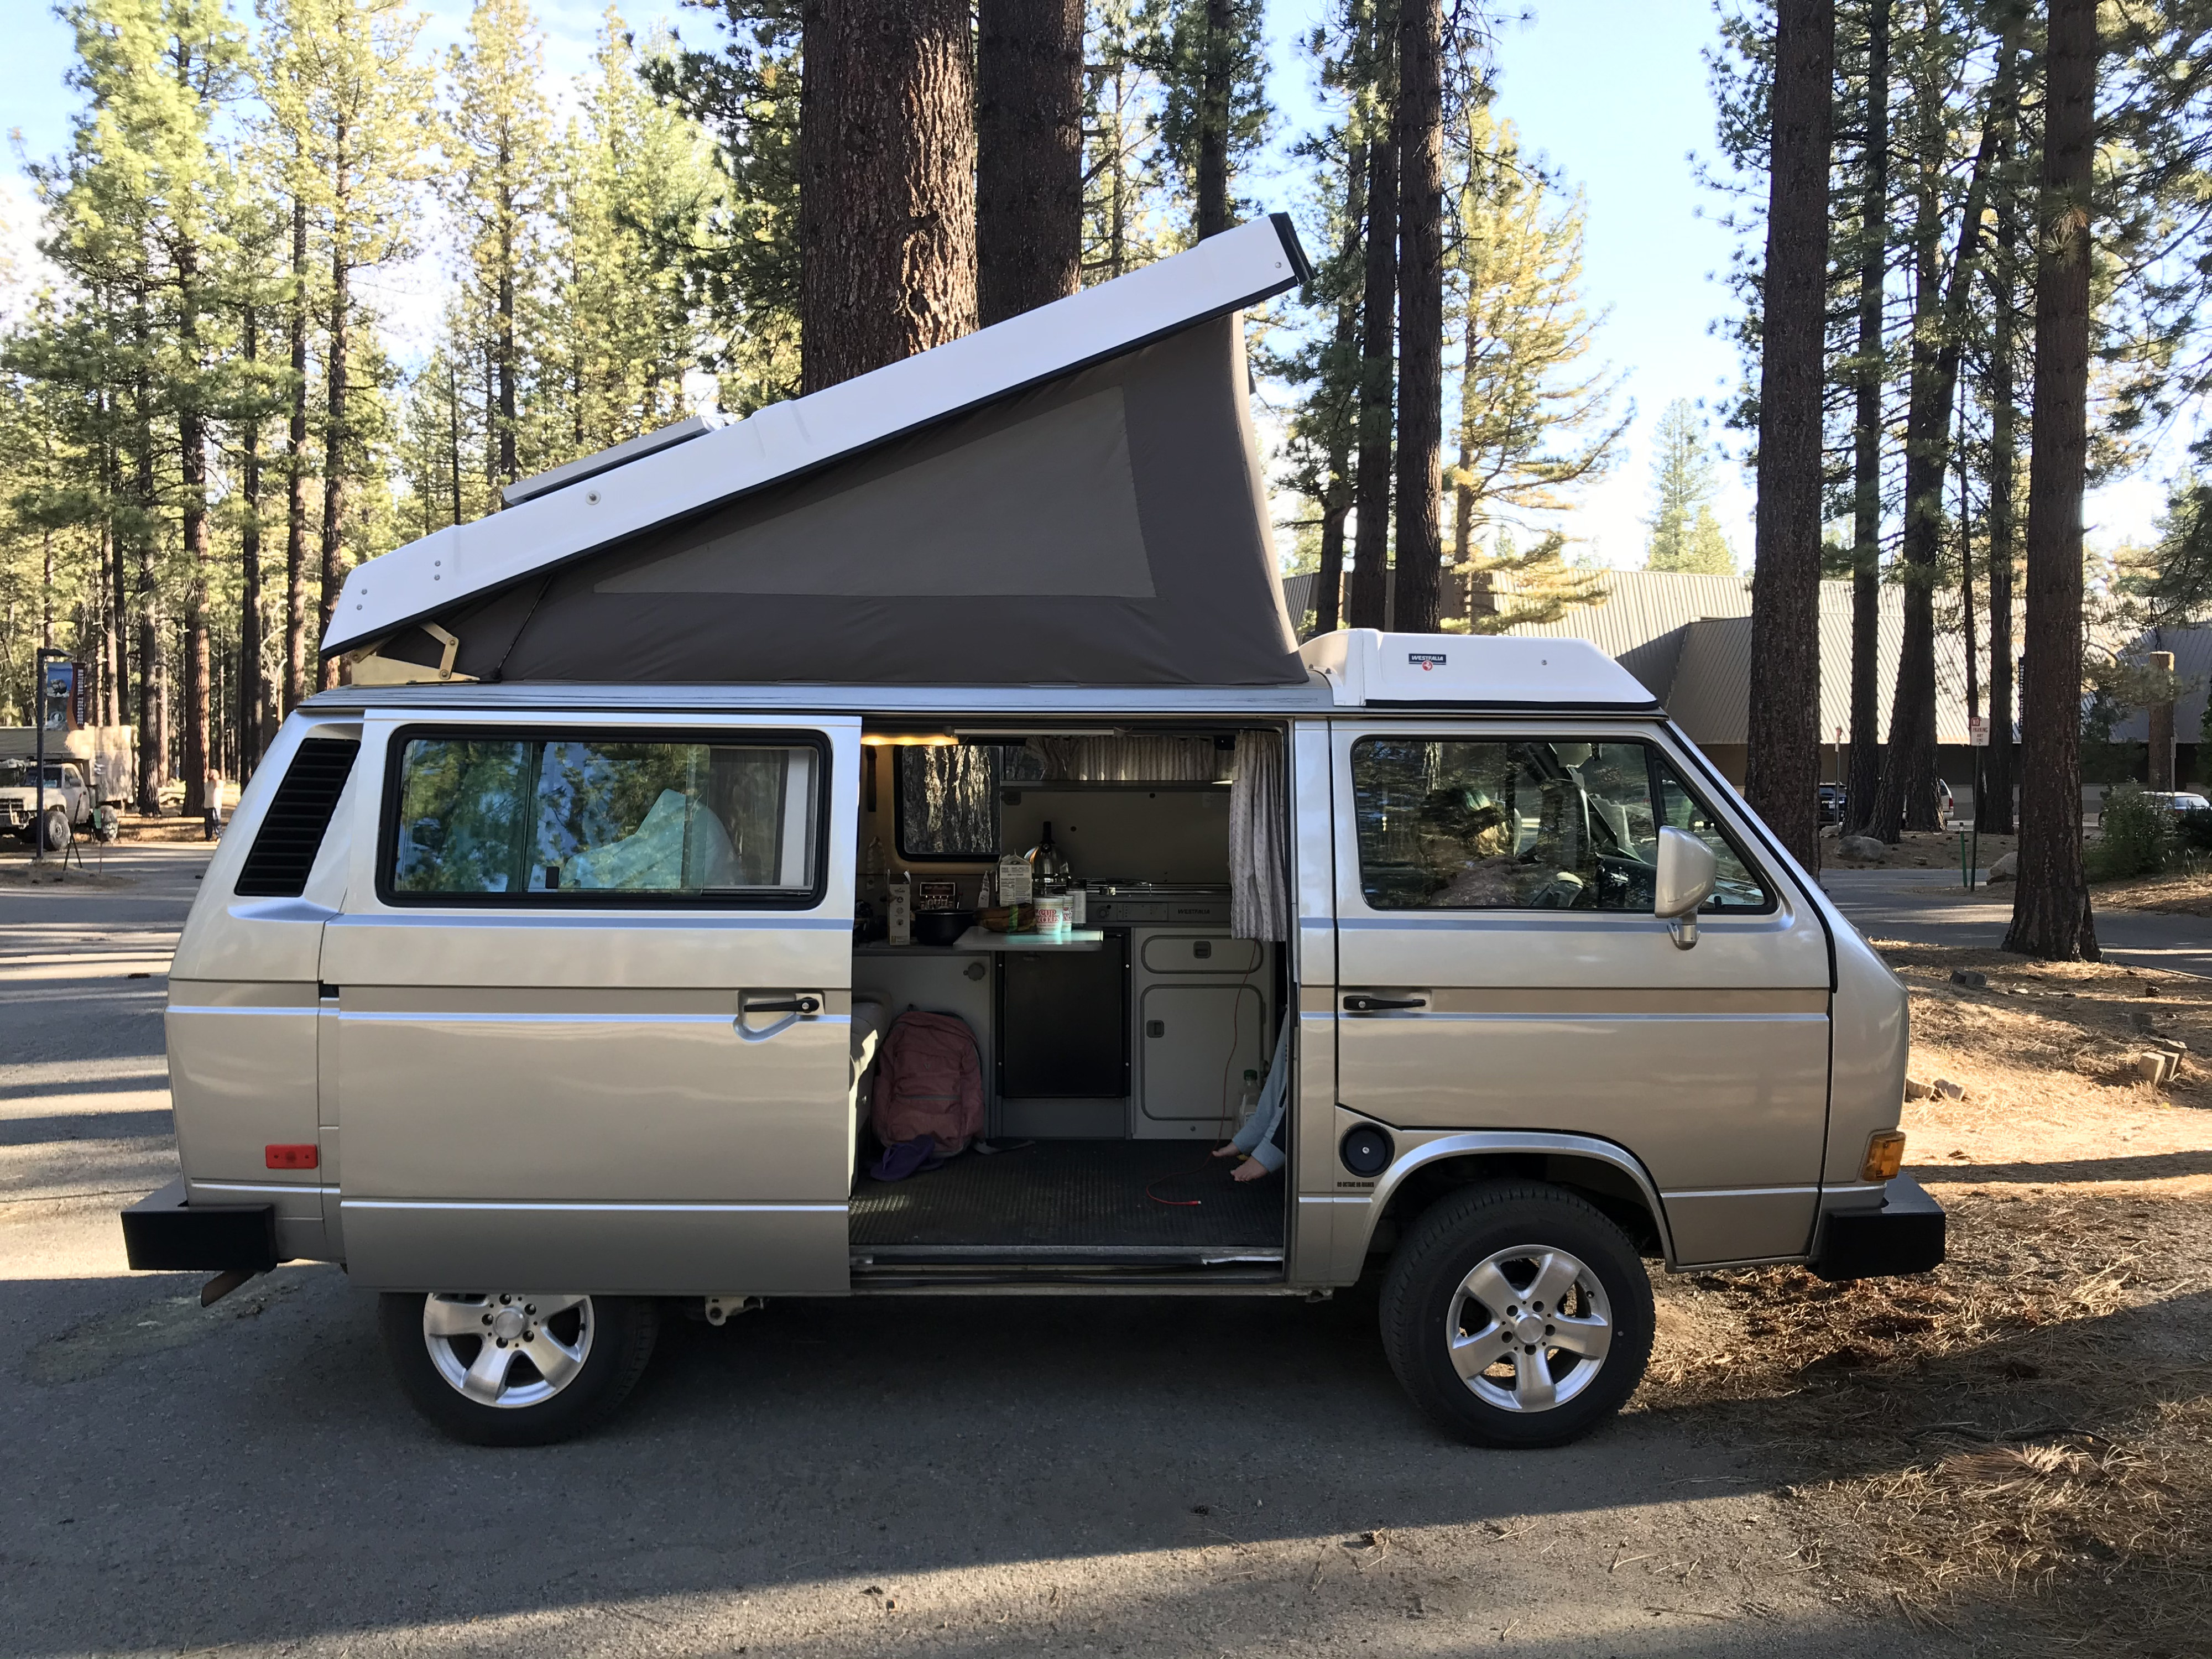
[1230, 731, 1288, 942]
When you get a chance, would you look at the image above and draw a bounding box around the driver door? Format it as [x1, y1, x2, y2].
[1331, 723, 1833, 1265]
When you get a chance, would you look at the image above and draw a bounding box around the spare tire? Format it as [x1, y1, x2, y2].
[40, 808, 71, 852]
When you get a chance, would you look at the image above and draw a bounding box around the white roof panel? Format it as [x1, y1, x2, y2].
[1300, 630, 1661, 710]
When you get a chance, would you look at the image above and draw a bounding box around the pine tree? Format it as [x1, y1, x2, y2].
[1153, 0, 1271, 241]
[2005, 0, 2098, 961]
[1081, 1, 1174, 281]
[264, 0, 431, 688]
[444, 0, 553, 493]
[1642, 400, 1735, 573]
[1744, 0, 1833, 867]
[977, 0, 1084, 321]
[1391, 0, 1444, 631]
[796, 0, 975, 393]
[640, 1, 799, 413]
[1448, 103, 1625, 604]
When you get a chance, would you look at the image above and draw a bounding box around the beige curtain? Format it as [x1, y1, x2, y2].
[1230, 732, 1288, 942]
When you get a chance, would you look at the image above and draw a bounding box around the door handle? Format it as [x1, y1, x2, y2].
[735, 993, 822, 1042]
[1343, 994, 1427, 1013]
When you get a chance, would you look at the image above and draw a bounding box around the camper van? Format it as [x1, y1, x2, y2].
[121, 217, 1940, 1449]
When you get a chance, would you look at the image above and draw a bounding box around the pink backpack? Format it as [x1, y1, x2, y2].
[870, 1011, 984, 1156]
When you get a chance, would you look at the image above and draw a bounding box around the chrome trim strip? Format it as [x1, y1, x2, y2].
[342, 1199, 847, 1214]
[1660, 1185, 1822, 1201]
[333, 1011, 850, 1026]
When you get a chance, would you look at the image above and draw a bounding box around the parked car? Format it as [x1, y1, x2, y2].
[1818, 783, 1848, 826]
[2145, 790, 2211, 817]
[118, 220, 1942, 1454]
[1936, 778, 1957, 826]
[0, 759, 92, 849]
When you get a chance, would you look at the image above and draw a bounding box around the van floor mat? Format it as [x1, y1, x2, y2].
[849, 1139, 1285, 1253]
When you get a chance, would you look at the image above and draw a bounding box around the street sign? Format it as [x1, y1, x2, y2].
[1968, 716, 1990, 748]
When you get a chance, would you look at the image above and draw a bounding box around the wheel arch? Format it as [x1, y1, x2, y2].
[1357, 1131, 1675, 1269]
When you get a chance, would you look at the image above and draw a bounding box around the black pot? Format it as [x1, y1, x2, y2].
[912, 907, 977, 947]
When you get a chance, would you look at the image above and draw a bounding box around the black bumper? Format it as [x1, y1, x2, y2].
[120, 1179, 279, 1272]
[1809, 1175, 1945, 1282]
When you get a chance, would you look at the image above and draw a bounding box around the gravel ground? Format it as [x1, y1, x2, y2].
[0, 845, 1948, 1659]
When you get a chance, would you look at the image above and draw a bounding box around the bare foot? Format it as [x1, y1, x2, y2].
[1231, 1157, 1273, 1183]
[1211, 1143, 1242, 1159]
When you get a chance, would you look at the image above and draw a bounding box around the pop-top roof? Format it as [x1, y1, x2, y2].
[325, 216, 1314, 688]
[1301, 631, 1661, 710]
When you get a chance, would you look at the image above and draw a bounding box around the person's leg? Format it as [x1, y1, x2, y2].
[1218, 1018, 1293, 1158]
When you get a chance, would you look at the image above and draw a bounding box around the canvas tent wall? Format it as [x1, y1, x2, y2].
[332, 217, 1312, 690]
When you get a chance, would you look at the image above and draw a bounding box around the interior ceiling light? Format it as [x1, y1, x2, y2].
[860, 732, 958, 747]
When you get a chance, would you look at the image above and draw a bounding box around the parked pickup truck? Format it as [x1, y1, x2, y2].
[0, 759, 94, 849]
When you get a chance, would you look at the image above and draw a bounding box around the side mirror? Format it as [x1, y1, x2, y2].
[1653, 826, 1718, 950]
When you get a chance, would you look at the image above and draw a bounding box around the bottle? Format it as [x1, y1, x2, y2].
[1031, 822, 1062, 894]
[977, 867, 994, 909]
[1236, 1068, 1260, 1128]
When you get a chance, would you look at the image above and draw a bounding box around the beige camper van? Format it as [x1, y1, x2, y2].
[122, 220, 1939, 1449]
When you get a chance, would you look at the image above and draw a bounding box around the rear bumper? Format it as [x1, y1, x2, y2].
[1809, 1175, 1945, 1281]
[120, 1178, 279, 1272]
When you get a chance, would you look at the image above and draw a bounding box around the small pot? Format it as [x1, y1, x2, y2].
[912, 907, 977, 948]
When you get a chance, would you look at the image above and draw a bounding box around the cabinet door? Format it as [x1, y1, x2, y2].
[324, 716, 859, 1295]
[1140, 983, 1268, 1125]
[1332, 724, 1832, 1265]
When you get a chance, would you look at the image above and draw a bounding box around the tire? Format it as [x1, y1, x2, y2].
[378, 1291, 659, 1446]
[40, 809, 71, 852]
[1379, 1181, 1654, 1449]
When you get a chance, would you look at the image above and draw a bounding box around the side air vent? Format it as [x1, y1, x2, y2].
[234, 738, 361, 898]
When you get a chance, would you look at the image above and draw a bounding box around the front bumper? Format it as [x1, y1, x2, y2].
[120, 1178, 279, 1272]
[1808, 1175, 1945, 1281]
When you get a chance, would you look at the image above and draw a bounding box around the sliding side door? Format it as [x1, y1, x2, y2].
[324, 714, 859, 1295]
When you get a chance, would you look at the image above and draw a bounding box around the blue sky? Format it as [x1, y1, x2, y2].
[0, 0, 2164, 561]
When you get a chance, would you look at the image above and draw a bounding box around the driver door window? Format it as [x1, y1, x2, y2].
[1348, 737, 1770, 913]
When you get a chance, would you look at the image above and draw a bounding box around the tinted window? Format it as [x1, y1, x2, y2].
[1349, 737, 1771, 912]
[388, 733, 821, 903]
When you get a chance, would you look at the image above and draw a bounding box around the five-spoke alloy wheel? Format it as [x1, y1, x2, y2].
[1381, 1182, 1653, 1448]
[380, 1290, 658, 1446]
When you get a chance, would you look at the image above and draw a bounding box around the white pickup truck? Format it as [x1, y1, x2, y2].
[0, 759, 95, 849]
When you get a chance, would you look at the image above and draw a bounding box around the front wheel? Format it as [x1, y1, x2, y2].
[1379, 1182, 1654, 1448]
[378, 1290, 658, 1446]
[40, 808, 71, 852]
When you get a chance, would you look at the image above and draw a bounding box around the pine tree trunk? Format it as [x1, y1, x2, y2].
[240, 301, 264, 771]
[1984, 206, 2018, 836]
[1391, 0, 1444, 634]
[285, 187, 310, 713]
[134, 371, 163, 813]
[1745, 0, 1834, 869]
[179, 241, 212, 817]
[976, 0, 1083, 323]
[1346, 44, 1399, 633]
[2005, 0, 2099, 962]
[1195, 0, 1234, 238]
[1844, 0, 1887, 839]
[797, 0, 977, 394]
[498, 163, 518, 483]
[322, 164, 351, 693]
[1871, 32, 2017, 842]
[1311, 129, 1369, 639]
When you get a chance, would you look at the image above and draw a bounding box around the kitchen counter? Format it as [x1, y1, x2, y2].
[852, 930, 1105, 954]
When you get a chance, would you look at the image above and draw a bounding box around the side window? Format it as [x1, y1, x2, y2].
[1349, 737, 1770, 912]
[387, 733, 822, 904]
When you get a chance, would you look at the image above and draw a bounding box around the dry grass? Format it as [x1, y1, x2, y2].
[1637, 942, 2212, 1655]
[2094, 867, 2212, 918]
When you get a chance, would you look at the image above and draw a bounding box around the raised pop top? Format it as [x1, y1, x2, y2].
[1299, 630, 1662, 711]
[322, 216, 1312, 679]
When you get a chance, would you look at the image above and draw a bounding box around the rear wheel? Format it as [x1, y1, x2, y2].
[40, 808, 70, 852]
[378, 1290, 658, 1446]
[1380, 1182, 1653, 1448]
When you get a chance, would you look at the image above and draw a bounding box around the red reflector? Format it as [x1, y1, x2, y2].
[265, 1144, 319, 1170]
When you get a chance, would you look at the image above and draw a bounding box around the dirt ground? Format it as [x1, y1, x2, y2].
[1636, 943, 2212, 1655]
[1822, 827, 2013, 871]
